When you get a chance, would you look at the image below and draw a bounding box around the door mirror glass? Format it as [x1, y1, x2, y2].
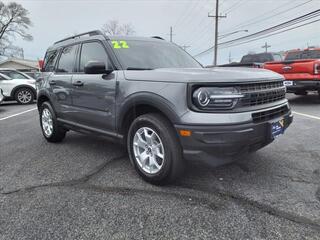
[84, 61, 112, 74]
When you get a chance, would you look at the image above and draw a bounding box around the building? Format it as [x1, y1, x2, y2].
[0, 58, 39, 73]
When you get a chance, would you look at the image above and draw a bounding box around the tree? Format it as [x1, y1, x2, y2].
[101, 20, 135, 36]
[0, 1, 32, 57]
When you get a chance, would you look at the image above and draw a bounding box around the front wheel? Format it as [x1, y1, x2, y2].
[40, 102, 66, 143]
[127, 113, 184, 185]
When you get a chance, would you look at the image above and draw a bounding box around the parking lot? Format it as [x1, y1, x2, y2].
[0, 94, 319, 239]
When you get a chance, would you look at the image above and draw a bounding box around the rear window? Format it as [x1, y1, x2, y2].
[241, 53, 273, 63]
[285, 50, 320, 61]
[56, 45, 78, 73]
[43, 50, 59, 72]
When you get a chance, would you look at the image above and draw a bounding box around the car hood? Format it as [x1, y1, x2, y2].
[123, 67, 283, 83]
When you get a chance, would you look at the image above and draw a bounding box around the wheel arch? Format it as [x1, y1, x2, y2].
[117, 93, 180, 138]
[37, 91, 51, 111]
[11, 85, 37, 99]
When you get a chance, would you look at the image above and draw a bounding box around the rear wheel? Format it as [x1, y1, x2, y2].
[15, 88, 34, 104]
[127, 113, 184, 185]
[40, 102, 66, 143]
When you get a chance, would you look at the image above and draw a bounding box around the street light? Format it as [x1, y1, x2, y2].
[219, 30, 249, 40]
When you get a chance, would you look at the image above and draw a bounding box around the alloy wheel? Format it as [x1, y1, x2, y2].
[133, 127, 165, 174]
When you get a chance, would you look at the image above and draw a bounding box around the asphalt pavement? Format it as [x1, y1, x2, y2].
[0, 94, 320, 240]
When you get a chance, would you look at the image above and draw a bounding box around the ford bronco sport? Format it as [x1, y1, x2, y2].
[37, 30, 293, 184]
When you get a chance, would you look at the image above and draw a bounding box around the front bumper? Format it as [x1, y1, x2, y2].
[175, 108, 293, 167]
[286, 80, 320, 92]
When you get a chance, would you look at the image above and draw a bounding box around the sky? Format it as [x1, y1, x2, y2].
[2, 0, 320, 65]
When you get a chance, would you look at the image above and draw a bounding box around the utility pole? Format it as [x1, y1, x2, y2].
[208, 0, 226, 66]
[169, 26, 175, 42]
[262, 42, 271, 52]
[228, 51, 232, 63]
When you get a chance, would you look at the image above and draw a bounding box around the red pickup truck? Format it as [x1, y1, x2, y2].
[264, 48, 320, 96]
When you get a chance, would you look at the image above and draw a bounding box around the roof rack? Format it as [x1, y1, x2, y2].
[54, 30, 106, 44]
[151, 36, 165, 40]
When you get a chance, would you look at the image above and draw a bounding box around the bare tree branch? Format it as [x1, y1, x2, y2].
[0, 1, 32, 56]
[101, 20, 135, 36]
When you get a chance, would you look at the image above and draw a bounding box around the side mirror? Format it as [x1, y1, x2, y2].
[84, 61, 113, 75]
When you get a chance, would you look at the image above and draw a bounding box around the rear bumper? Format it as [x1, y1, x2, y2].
[175, 110, 293, 167]
[286, 80, 320, 92]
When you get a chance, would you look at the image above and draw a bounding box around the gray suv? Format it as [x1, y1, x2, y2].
[37, 30, 293, 184]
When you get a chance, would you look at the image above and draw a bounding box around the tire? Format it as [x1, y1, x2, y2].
[39, 101, 66, 143]
[127, 113, 184, 185]
[15, 87, 34, 104]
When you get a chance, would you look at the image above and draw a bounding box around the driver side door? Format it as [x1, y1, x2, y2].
[70, 41, 117, 133]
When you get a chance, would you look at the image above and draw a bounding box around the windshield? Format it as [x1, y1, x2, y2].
[285, 50, 320, 61]
[110, 40, 202, 70]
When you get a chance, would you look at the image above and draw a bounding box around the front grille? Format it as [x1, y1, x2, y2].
[239, 81, 286, 107]
[239, 81, 283, 92]
[252, 105, 289, 123]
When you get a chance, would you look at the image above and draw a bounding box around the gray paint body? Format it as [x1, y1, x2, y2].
[38, 34, 293, 166]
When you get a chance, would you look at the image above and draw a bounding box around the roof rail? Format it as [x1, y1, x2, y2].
[54, 30, 106, 44]
[151, 36, 165, 40]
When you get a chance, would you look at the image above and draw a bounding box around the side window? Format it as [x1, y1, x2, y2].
[79, 42, 110, 72]
[273, 54, 282, 61]
[57, 45, 78, 73]
[0, 70, 28, 79]
[44, 50, 59, 72]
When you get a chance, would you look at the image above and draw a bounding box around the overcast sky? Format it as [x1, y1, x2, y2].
[2, 0, 320, 65]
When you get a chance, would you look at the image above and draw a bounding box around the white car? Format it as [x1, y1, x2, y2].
[0, 69, 36, 104]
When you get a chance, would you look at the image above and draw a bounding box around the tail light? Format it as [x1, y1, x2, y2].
[38, 60, 44, 71]
[315, 63, 320, 75]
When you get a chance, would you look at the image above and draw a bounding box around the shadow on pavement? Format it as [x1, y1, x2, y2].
[287, 93, 320, 105]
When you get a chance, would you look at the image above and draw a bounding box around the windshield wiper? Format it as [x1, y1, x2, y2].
[126, 67, 154, 71]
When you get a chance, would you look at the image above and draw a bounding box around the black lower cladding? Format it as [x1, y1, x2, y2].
[175, 110, 293, 167]
[286, 80, 320, 92]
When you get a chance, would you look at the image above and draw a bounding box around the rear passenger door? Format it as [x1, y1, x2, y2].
[46, 44, 79, 121]
[71, 41, 117, 133]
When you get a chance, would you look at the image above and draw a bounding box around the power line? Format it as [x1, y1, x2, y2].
[193, 9, 320, 57]
[220, 9, 320, 47]
[174, 0, 202, 32]
[219, 18, 320, 49]
[222, 0, 313, 34]
[223, 0, 245, 14]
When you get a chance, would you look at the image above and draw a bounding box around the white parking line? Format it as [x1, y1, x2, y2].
[0, 108, 37, 121]
[292, 111, 320, 121]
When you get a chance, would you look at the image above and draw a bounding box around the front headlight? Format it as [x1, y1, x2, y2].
[192, 87, 244, 110]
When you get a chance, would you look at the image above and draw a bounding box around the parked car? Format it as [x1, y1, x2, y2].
[264, 48, 320, 96]
[0, 88, 4, 105]
[217, 52, 283, 68]
[37, 30, 292, 184]
[0, 70, 36, 104]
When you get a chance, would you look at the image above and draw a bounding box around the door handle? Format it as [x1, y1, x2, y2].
[49, 80, 56, 85]
[73, 80, 84, 87]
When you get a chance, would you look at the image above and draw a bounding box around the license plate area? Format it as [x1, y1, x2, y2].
[271, 118, 285, 139]
[283, 81, 293, 86]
